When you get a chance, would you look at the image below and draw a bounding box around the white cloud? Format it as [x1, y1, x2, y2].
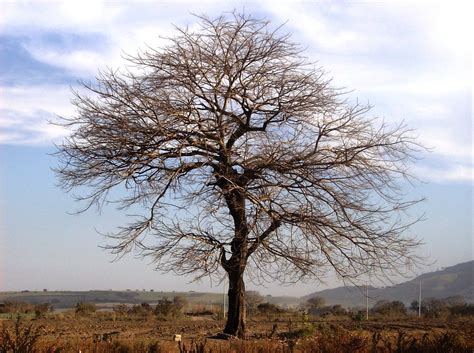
[419, 128, 472, 161]
[0, 85, 74, 145]
[0, 1, 122, 34]
[5, 6, 175, 77]
[24, 46, 110, 77]
[424, 1, 473, 59]
[259, 1, 473, 185]
[413, 164, 474, 183]
[0, 109, 67, 145]
[0, 131, 24, 144]
[0, 85, 74, 116]
[0, 1, 471, 184]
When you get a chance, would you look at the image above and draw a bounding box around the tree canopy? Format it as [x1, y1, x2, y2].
[56, 12, 422, 336]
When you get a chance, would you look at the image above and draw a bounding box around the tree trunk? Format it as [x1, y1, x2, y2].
[219, 182, 248, 338]
[224, 269, 246, 338]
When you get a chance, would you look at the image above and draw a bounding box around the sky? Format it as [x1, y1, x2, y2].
[0, 0, 472, 297]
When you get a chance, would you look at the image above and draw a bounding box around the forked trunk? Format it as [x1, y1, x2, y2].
[223, 270, 246, 338]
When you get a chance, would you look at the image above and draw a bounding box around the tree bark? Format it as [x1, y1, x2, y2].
[224, 269, 246, 338]
[218, 175, 248, 338]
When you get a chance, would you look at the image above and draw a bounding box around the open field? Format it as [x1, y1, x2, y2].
[1, 311, 473, 353]
[0, 291, 300, 310]
[0, 291, 225, 309]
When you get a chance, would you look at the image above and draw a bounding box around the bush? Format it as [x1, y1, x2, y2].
[0, 316, 44, 353]
[172, 296, 187, 314]
[298, 327, 474, 353]
[410, 297, 468, 318]
[305, 297, 326, 311]
[257, 303, 283, 315]
[130, 303, 153, 317]
[246, 291, 264, 316]
[0, 301, 34, 314]
[450, 304, 474, 316]
[371, 300, 407, 316]
[0, 302, 52, 319]
[113, 303, 130, 315]
[75, 302, 96, 315]
[315, 304, 348, 317]
[154, 296, 187, 319]
[34, 303, 52, 319]
[154, 297, 174, 318]
[352, 311, 365, 321]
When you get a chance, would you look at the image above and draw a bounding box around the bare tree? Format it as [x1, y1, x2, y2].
[245, 290, 264, 316]
[55, 12, 422, 337]
[306, 296, 326, 311]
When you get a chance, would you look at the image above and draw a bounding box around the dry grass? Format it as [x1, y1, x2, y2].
[1, 314, 473, 353]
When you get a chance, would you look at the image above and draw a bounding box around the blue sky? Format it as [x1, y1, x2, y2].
[0, 1, 472, 296]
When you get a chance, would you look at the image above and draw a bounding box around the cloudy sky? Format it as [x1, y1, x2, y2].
[0, 0, 472, 296]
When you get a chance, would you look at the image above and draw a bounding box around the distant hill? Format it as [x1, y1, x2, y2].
[0, 290, 225, 309]
[303, 260, 473, 308]
[0, 289, 301, 309]
[1, 261, 472, 309]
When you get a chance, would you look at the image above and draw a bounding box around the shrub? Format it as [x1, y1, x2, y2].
[113, 303, 130, 315]
[305, 297, 326, 311]
[0, 301, 34, 314]
[172, 296, 187, 314]
[422, 298, 449, 318]
[130, 303, 153, 317]
[154, 297, 174, 318]
[316, 304, 348, 317]
[410, 297, 465, 318]
[450, 304, 474, 316]
[371, 300, 406, 316]
[154, 296, 187, 319]
[246, 291, 264, 316]
[257, 303, 282, 314]
[75, 302, 96, 315]
[0, 316, 44, 353]
[34, 303, 52, 319]
[352, 311, 365, 321]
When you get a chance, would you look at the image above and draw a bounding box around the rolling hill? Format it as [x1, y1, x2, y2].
[1, 261, 472, 309]
[303, 260, 473, 307]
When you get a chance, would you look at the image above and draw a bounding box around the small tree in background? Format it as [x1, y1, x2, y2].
[257, 303, 282, 315]
[172, 296, 188, 315]
[305, 297, 326, 312]
[56, 12, 423, 337]
[75, 302, 96, 316]
[372, 300, 406, 316]
[113, 303, 129, 316]
[246, 291, 264, 316]
[130, 302, 153, 317]
[34, 303, 52, 319]
[154, 298, 174, 318]
[154, 296, 187, 319]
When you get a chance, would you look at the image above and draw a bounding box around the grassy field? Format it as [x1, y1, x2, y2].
[1, 309, 473, 352]
[0, 291, 300, 310]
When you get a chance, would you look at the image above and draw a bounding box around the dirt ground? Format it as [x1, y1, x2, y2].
[2, 313, 474, 352]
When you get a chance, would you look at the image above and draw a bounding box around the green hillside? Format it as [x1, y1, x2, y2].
[303, 260, 473, 307]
